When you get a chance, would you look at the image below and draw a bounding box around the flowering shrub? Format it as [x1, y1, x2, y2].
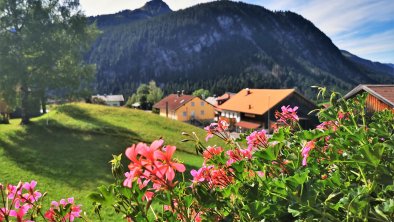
[0, 181, 84, 222]
[91, 91, 394, 221]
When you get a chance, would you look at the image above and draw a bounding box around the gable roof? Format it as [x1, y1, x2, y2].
[217, 92, 235, 101]
[344, 85, 394, 107]
[218, 89, 295, 115]
[205, 97, 218, 107]
[153, 94, 196, 111]
[92, 95, 125, 102]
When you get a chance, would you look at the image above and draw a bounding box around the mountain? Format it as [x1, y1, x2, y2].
[88, 0, 172, 28]
[86, 0, 394, 98]
[341, 50, 394, 77]
[385, 63, 394, 69]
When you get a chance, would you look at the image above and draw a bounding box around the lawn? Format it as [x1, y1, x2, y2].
[0, 103, 221, 221]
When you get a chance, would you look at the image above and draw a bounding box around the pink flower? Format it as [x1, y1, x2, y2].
[226, 148, 252, 166]
[275, 105, 299, 125]
[257, 171, 265, 177]
[301, 141, 315, 166]
[203, 146, 224, 161]
[124, 140, 185, 191]
[45, 198, 81, 222]
[155, 145, 186, 182]
[8, 205, 29, 221]
[7, 184, 22, 199]
[204, 120, 229, 141]
[194, 211, 203, 222]
[142, 191, 154, 202]
[123, 172, 134, 188]
[191, 165, 213, 183]
[316, 121, 338, 131]
[338, 111, 345, 120]
[246, 130, 268, 149]
[21, 180, 42, 203]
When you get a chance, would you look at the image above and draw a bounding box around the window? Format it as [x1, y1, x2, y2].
[201, 101, 204, 106]
[201, 110, 205, 115]
[191, 111, 195, 117]
[183, 112, 187, 117]
[191, 102, 195, 107]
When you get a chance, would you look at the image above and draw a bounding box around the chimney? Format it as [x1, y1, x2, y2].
[181, 90, 185, 95]
[246, 88, 251, 95]
[177, 91, 181, 97]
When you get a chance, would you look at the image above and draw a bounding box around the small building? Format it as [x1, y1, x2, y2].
[206, 92, 234, 107]
[218, 88, 317, 132]
[92, 94, 125, 107]
[153, 93, 215, 121]
[344, 84, 394, 113]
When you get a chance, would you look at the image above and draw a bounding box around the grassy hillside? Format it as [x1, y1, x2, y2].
[0, 103, 218, 221]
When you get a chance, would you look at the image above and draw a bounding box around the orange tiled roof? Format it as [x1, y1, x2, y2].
[218, 89, 295, 115]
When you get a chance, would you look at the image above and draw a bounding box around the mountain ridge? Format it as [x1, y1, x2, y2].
[88, 0, 172, 28]
[86, 0, 394, 98]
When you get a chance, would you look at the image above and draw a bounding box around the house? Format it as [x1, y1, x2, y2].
[91, 94, 125, 107]
[153, 92, 215, 121]
[344, 84, 394, 113]
[206, 92, 235, 121]
[206, 92, 235, 107]
[218, 88, 317, 132]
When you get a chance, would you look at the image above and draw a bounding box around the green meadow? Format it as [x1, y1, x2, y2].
[0, 103, 221, 221]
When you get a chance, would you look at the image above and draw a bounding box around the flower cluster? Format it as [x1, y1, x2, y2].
[44, 198, 82, 222]
[204, 120, 229, 141]
[0, 181, 41, 222]
[246, 129, 268, 149]
[226, 148, 252, 166]
[191, 165, 234, 188]
[0, 181, 82, 222]
[275, 105, 299, 126]
[202, 146, 224, 161]
[123, 139, 186, 192]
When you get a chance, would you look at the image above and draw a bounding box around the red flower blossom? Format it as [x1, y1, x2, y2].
[203, 146, 224, 161]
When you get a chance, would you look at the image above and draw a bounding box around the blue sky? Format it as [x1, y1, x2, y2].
[80, 0, 394, 63]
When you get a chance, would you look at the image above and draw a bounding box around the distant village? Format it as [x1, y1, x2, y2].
[86, 84, 394, 133]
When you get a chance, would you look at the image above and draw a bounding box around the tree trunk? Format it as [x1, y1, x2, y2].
[20, 83, 30, 125]
[41, 97, 47, 114]
[2, 113, 10, 124]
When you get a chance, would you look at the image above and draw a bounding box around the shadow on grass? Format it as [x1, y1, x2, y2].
[0, 121, 199, 189]
[50, 105, 141, 138]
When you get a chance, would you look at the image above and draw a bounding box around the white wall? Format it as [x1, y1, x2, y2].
[221, 110, 241, 122]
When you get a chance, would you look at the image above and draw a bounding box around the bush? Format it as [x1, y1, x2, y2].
[90, 91, 394, 221]
[0, 181, 84, 222]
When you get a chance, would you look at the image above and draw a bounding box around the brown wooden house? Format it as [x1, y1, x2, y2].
[344, 85, 394, 113]
[217, 88, 318, 132]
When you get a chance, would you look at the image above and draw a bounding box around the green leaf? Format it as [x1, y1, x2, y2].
[359, 143, 385, 167]
[88, 192, 105, 202]
[288, 205, 302, 217]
